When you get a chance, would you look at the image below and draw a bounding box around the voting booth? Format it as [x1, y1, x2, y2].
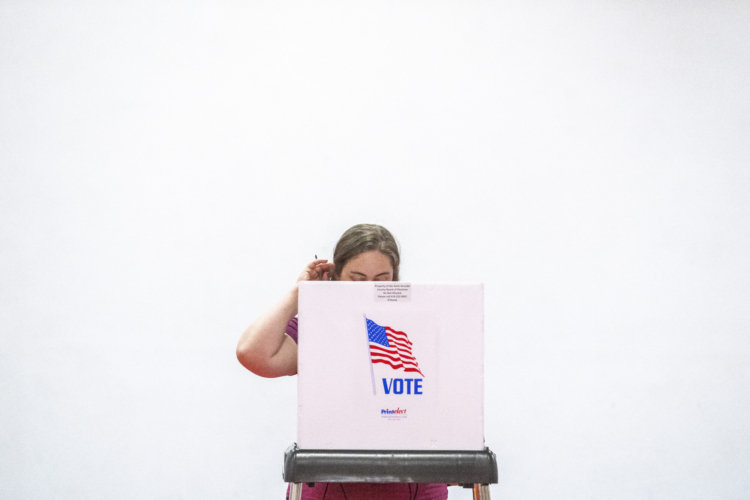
[283, 282, 497, 499]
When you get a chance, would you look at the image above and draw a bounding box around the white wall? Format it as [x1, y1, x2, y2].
[2, 1, 749, 498]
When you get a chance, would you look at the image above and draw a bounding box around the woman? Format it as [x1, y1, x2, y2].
[237, 224, 448, 500]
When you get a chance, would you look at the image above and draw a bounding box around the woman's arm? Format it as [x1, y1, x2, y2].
[236, 259, 333, 378]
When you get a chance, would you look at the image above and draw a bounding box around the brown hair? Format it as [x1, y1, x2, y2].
[332, 224, 400, 281]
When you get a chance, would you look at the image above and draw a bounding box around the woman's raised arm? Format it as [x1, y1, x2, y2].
[236, 259, 333, 378]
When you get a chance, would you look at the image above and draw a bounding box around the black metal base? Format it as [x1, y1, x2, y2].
[283, 443, 498, 485]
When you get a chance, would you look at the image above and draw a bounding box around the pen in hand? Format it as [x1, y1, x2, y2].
[314, 255, 332, 281]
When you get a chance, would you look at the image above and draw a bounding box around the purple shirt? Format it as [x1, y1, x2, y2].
[289, 482, 448, 500]
[285, 317, 299, 344]
[285, 318, 448, 500]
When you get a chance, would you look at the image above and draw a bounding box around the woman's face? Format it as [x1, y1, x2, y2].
[339, 250, 393, 281]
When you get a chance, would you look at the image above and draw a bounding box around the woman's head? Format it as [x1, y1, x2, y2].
[333, 224, 400, 281]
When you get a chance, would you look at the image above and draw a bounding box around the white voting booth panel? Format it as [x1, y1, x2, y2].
[297, 282, 484, 451]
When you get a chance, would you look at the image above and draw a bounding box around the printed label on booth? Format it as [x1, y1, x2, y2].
[374, 283, 411, 302]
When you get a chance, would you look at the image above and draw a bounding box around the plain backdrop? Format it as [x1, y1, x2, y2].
[2, 1, 749, 499]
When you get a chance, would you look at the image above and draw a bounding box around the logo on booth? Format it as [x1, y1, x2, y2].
[381, 407, 408, 419]
[366, 317, 424, 396]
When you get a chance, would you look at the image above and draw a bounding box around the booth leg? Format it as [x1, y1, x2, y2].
[472, 484, 490, 500]
[287, 483, 302, 500]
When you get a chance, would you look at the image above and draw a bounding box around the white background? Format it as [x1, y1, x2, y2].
[1, 1, 749, 499]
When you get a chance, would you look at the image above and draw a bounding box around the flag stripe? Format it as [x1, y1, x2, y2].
[370, 346, 400, 357]
[389, 339, 411, 349]
[370, 345, 398, 355]
[370, 350, 402, 364]
[385, 329, 412, 344]
[373, 359, 405, 370]
[371, 343, 417, 363]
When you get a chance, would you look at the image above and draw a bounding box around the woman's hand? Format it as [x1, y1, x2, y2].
[297, 259, 335, 282]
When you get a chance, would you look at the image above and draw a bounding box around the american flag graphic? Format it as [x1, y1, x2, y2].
[366, 318, 424, 376]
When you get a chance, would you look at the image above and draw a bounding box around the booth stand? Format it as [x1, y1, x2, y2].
[292, 282, 492, 499]
[283, 443, 498, 500]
